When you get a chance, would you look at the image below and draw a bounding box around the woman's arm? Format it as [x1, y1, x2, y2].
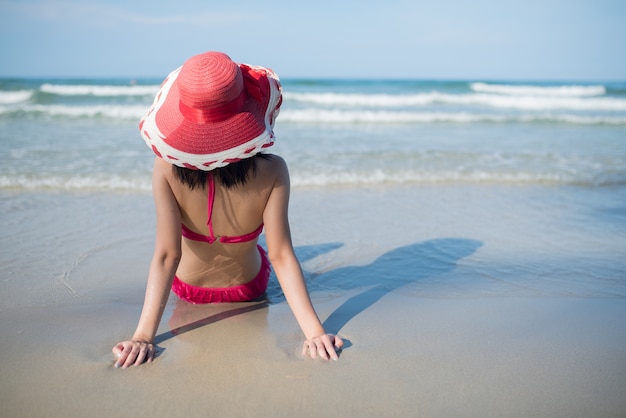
[112, 159, 182, 368]
[263, 157, 343, 360]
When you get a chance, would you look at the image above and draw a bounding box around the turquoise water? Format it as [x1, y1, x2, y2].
[1, 77, 625, 191]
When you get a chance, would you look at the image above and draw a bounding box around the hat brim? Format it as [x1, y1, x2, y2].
[140, 63, 281, 170]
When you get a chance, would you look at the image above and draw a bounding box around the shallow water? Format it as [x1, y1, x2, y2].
[2, 78, 625, 191]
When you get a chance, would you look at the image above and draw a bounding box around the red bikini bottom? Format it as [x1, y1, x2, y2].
[171, 245, 270, 304]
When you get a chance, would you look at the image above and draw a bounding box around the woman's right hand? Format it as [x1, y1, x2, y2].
[112, 340, 156, 369]
[302, 333, 344, 361]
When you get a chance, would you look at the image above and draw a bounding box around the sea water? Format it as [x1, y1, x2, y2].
[1, 77, 625, 191]
[1, 77, 625, 307]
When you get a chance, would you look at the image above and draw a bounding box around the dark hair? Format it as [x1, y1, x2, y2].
[173, 153, 271, 190]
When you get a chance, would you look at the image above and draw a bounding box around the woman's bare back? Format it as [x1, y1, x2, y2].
[156, 155, 281, 288]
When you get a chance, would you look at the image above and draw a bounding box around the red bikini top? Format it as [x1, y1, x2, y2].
[181, 175, 263, 244]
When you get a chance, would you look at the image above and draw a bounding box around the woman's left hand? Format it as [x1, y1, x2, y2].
[302, 334, 344, 360]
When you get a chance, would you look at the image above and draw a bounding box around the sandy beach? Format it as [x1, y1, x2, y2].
[1, 184, 625, 417]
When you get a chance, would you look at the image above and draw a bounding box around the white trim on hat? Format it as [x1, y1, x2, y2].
[139, 55, 282, 171]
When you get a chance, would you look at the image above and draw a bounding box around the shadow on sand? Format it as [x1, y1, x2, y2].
[316, 238, 483, 334]
[154, 238, 482, 344]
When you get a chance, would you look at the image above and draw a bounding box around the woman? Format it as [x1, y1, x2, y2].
[112, 51, 342, 368]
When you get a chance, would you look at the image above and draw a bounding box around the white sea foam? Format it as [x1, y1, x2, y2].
[279, 109, 626, 125]
[289, 169, 621, 188]
[0, 90, 34, 104]
[0, 174, 152, 192]
[40, 83, 160, 97]
[458, 94, 626, 111]
[284, 92, 434, 107]
[2, 103, 624, 125]
[0, 104, 146, 119]
[1, 168, 619, 192]
[284, 91, 626, 111]
[470, 82, 606, 97]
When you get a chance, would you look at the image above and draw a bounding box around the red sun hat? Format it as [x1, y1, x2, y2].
[139, 51, 282, 170]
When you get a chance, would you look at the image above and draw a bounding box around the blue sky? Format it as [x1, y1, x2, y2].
[0, 0, 625, 80]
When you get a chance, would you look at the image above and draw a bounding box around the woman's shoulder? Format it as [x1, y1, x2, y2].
[252, 154, 289, 191]
[258, 153, 288, 175]
[153, 156, 172, 175]
[261, 153, 286, 166]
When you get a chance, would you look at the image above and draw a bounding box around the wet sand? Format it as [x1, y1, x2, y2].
[1, 185, 625, 417]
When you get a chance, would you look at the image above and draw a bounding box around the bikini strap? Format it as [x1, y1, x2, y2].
[206, 174, 216, 242]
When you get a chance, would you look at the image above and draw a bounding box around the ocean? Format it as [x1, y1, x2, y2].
[2, 77, 626, 417]
[1, 77, 625, 191]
